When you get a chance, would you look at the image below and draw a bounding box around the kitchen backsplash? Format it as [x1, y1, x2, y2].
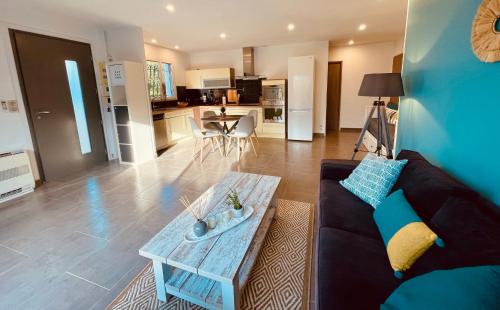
[151, 80, 264, 110]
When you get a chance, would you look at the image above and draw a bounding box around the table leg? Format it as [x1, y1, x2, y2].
[223, 121, 228, 157]
[153, 260, 172, 302]
[224, 125, 227, 157]
[221, 277, 240, 310]
[228, 120, 239, 133]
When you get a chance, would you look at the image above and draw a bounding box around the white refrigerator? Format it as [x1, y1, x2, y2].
[287, 56, 315, 141]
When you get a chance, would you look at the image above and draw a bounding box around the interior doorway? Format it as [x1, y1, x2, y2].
[10, 30, 107, 181]
[326, 61, 342, 132]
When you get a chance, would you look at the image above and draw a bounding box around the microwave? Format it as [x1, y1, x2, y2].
[262, 79, 286, 106]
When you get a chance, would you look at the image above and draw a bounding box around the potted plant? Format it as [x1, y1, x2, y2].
[226, 189, 244, 218]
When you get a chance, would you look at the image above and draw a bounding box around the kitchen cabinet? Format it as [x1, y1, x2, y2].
[262, 123, 285, 138]
[158, 108, 194, 147]
[166, 115, 190, 141]
[201, 68, 233, 79]
[186, 70, 202, 89]
[207, 106, 263, 134]
[186, 68, 234, 89]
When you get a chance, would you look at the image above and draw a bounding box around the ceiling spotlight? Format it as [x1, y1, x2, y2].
[348, 40, 355, 45]
[151, 38, 157, 44]
[165, 4, 175, 12]
[174, 45, 179, 49]
[287, 23, 295, 31]
[358, 24, 367, 31]
[220, 33, 227, 39]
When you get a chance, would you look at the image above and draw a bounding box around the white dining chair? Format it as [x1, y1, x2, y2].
[188, 117, 223, 163]
[247, 110, 259, 144]
[228, 116, 257, 160]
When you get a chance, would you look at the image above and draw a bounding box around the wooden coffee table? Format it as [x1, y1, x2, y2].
[139, 172, 281, 310]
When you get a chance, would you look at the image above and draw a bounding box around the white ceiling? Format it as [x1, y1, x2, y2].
[4, 0, 408, 52]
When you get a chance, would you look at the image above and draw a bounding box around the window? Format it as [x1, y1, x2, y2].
[146, 61, 162, 99]
[64, 60, 92, 154]
[163, 63, 175, 98]
[146, 61, 175, 101]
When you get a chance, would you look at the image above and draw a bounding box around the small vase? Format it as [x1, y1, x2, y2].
[207, 216, 217, 229]
[233, 207, 244, 218]
[222, 210, 233, 224]
[193, 220, 208, 237]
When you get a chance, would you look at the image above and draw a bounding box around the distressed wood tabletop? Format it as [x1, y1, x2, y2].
[139, 172, 281, 284]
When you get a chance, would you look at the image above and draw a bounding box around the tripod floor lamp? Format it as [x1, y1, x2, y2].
[352, 73, 405, 160]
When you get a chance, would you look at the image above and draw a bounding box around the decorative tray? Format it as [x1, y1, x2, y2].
[184, 207, 254, 243]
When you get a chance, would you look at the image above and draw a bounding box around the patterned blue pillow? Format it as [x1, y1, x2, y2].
[340, 153, 408, 208]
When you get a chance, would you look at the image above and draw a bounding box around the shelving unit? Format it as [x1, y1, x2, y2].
[107, 61, 156, 164]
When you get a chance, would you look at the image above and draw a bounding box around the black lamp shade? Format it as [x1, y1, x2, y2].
[358, 73, 405, 97]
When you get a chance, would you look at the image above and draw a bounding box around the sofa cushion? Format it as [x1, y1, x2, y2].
[320, 159, 359, 181]
[393, 150, 477, 221]
[381, 265, 500, 310]
[318, 227, 400, 310]
[340, 153, 408, 208]
[429, 196, 500, 266]
[394, 196, 500, 280]
[373, 190, 443, 278]
[319, 179, 380, 239]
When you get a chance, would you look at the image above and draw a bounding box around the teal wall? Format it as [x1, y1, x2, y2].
[397, 0, 500, 205]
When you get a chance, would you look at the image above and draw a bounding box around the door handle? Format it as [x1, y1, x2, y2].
[35, 110, 51, 120]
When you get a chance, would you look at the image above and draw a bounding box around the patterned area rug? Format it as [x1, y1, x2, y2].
[107, 199, 313, 310]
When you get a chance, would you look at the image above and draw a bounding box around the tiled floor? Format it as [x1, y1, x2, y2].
[0, 131, 364, 310]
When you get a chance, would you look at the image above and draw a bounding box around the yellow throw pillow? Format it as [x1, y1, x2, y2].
[387, 222, 437, 272]
[374, 190, 445, 278]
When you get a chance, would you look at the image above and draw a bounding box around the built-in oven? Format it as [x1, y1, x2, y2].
[263, 105, 285, 123]
[262, 79, 286, 124]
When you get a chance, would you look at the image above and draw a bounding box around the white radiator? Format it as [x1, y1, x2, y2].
[0, 151, 35, 203]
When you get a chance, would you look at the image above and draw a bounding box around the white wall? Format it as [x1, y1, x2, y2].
[144, 43, 190, 87]
[105, 26, 145, 63]
[329, 40, 403, 129]
[394, 37, 405, 56]
[189, 41, 329, 134]
[0, 5, 113, 180]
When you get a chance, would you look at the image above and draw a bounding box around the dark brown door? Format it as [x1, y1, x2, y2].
[10, 30, 106, 181]
[390, 53, 404, 104]
[326, 62, 342, 132]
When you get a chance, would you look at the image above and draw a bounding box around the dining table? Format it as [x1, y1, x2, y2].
[200, 114, 245, 157]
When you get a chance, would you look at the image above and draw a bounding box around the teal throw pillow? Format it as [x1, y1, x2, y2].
[374, 190, 444, 278]
[340, 153, 407, 208]
[381, 265, 500, 310]
[387, 102, 399, 110]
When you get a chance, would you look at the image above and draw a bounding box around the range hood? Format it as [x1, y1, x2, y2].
[243, 47, 255, 76]
[238, 47, 264, 80]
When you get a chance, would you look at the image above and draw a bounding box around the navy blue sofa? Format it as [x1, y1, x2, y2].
[316, 150, 500, 309]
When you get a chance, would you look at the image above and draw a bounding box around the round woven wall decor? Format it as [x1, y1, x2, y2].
[471, 0, 500, 62]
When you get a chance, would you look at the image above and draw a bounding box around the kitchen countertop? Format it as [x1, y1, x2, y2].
[152, 107, 193, 115]
[152, 104, 262, 115]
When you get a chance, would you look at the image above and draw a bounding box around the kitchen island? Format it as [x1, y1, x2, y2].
[152, 104, 285, 151]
